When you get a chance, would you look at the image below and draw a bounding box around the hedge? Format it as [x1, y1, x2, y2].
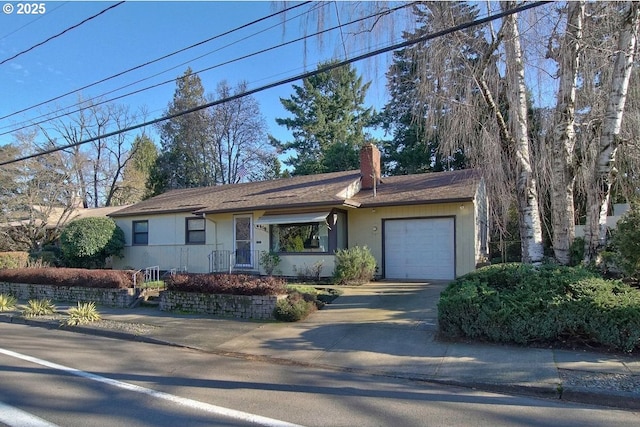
[438, 263, 640, 353]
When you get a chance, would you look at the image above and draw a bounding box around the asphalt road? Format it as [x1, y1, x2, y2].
[0, 322, 638, 427]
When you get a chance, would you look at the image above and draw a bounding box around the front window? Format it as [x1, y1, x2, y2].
[270, 222, 329, 253]
[186, 217, 205, 244]
[132, 220, 148, 245]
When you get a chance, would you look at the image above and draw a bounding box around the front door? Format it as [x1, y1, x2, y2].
[234, 215, 253, 267]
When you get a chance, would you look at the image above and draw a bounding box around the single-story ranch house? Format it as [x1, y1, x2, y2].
[109, 145, 488, 281]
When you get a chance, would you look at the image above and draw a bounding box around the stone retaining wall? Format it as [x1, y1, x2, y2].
[160, 291, 285, 320]
[0, 282, 137, 308]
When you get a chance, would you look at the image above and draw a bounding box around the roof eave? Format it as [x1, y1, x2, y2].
[359, 196, 475, 209]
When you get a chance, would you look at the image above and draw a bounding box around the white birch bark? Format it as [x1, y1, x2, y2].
[550, 1, 584, 265]
[584, 2, 640, 262]
[502, 2, 545, 264]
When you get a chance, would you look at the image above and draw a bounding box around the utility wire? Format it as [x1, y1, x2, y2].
[0, 2, 125, 66]
[0, 1, 551, 167]
[0, 2, 69, 40]
[0, 1, 324, 133]
[0, 1, 312, 122]
[0, 2, 411, 137]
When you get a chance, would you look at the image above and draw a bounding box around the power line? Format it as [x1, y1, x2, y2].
[0, 2, 125, 66]
[0, 2, 410, 137]
[0, 1, 312, 123]
[0, 2, 69, 40]
[0, 1, 551, 167]
[0, 1, 324, 134]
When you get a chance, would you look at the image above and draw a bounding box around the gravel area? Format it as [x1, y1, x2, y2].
[559, 369, 640, 394]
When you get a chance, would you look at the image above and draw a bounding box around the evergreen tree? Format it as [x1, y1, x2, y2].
[152, 68, 215, 194]
[112, 134, 158, 204]
[271, 61, 373, 175]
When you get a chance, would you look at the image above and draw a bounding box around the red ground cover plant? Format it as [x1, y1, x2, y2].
[166, 273, 287, 296]
[0, 268, 139, 289]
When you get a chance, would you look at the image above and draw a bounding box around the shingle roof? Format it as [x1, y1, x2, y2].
[108, 168, 482, 217]
[109, 170, 361, 217]
[351, 168, 482, 207]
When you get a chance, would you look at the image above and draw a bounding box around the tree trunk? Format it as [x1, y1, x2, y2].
[584, 2, 640, 262]
[550, 1, 584, 265]
[502, 3, 545, 264]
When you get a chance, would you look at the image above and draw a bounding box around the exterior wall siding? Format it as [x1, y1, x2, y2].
[347, 202, 477, 278]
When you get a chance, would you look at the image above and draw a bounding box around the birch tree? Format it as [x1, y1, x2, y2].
[549, 1, 584, 264]
[583, 2, 640, 262]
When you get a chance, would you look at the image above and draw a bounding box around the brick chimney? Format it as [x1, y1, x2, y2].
[360, 144, 381, 190]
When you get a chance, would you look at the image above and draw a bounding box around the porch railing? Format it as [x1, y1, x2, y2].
[208, 250, 261, 273]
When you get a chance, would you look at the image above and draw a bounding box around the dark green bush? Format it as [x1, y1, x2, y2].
[60, 217, 125, 268]
[438, 263, 640, 353]
[273, 292, 317, 321]
[333, 246, 376, 285]
[609, 203, 640, 279]
[0, 252, 29, 269]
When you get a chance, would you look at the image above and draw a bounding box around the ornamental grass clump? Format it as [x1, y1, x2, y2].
[64, 302, 101, 326]
[22, 299, 56, 317]
[0, 293, 17, 311]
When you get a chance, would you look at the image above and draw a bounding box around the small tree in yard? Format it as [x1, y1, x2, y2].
[610, 203, 640, 281]
[60, 217, 125, 268]
[333, 246, 376, 285]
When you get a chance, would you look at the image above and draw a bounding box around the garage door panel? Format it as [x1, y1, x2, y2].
[384, 218, 454, 280]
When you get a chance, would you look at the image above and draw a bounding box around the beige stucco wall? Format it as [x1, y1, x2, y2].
[346, 201, 478, 278]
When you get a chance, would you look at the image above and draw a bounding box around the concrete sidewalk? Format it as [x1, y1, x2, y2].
[2, 281, 639, 410]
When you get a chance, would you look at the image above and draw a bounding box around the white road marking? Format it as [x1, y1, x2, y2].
[0, 401, 61, 427]
[0, 347, 304, 427]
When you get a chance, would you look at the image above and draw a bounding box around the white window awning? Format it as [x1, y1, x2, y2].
[255, 211, 330, 225]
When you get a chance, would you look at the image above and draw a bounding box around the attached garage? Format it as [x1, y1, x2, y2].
[383, 217, 455, 280]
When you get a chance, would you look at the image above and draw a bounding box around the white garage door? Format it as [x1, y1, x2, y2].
[384, 217, 455, 280]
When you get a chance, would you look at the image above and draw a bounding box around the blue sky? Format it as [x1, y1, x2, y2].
[0, 1, 407, 150]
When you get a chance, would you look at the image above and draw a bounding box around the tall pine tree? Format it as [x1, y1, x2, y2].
[270, 61, 373, 175]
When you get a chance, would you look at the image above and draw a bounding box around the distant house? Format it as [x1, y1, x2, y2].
[108, 145, 488, 281]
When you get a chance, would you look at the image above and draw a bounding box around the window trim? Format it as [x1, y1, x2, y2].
[132, 220, 148, 246]
[185, 217, 206, 245]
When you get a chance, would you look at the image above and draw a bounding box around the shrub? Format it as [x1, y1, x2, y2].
[260, 251, 281, 276]
[22, 299, 56, 317]
[438, 263, 640, 352]
[60, 217, 125, 268]
[333, 246, 376, 285]
[166, 273, 287, 295]
[63, 301, 101, 326]
[273, 292, 317, 321]
[0, 267, 138, 289]
[609, 203, 640, 279]
[0, 252, 29, 269]
[0, 293, 17, 311]
[294, 261, 325, 282]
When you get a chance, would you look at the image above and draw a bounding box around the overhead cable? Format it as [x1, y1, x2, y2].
[0, 2, 125, 66]
[0, 1, 551, 167]
[0, 1, 312, 122]
[0, 1, 324, 133]
[0, 2, 411, 137]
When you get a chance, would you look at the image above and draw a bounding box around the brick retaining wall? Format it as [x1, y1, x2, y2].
[160, 291, 286, 320]
[0, 282, 137, 308]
